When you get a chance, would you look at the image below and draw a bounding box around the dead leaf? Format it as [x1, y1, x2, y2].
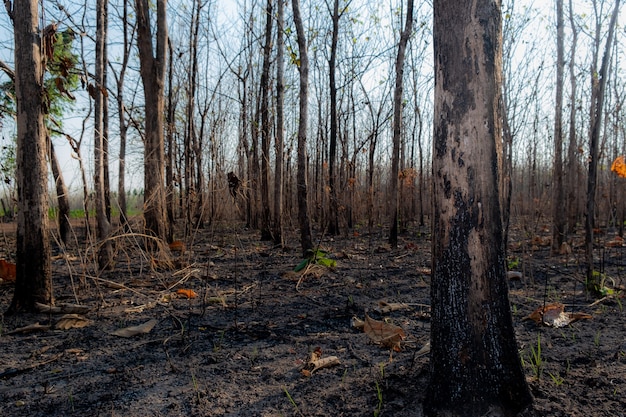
[362, 315, 406, 352]
[606, 236, 624, 248]
[0, 259, 16, 283]
[112, 319, 158, 338]
[55, 314, 91, 330]
[176, 289, 197, 299]
[507, 271, 523, 281]
[559, 242, 572, 255]
[301, 347, 340, 376]
[7, 323, 51, 335]
[611, 155, 626, 178]
[375, 301, 411, 314]
[524, 303, 592, 328]
[169, 240, 186, 253]
[415, 341, 431, 357]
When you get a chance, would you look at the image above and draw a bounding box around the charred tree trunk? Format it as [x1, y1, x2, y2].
[95, 0, 113, 270]
[7, 0, 53, 313]
[273, 0, 285, 246]
[292, 0, 313, 256]
[552, 0, 566, 254]
[259, 0, 274, 241]
[327, 0, 341, 235]
[389, 0, 413, 247]
[135, 0, 170, 245]
[424, 0, 532, 414]
[566, 0, 579, 235]
[585, 0, 620, 284]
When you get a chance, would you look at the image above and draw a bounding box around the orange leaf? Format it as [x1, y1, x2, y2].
[168, 240, 186, 253]
[611, 156, 626, 178]
[176, 289, 197, 299]
[0, 259, 16, 283]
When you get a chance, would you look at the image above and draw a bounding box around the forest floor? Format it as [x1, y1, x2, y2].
[0, 218, 625, 417]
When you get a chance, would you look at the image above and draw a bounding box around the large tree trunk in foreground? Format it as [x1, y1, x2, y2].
[135, 0, 170, 245]
[424, 0, 532, 415]
[7, 0, 53, 313]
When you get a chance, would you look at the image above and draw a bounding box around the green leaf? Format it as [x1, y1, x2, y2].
[294, 258, 310, 272]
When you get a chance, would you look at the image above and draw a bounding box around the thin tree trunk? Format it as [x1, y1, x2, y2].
[389, 0, 413, 247]
[327, 0, 341, 235]
[95, 0, 113, 270]
[115, 0, 131, 228]
[585, 0, 620, 284]
[273, 0, 285, 246]
[48, 138, 70, 245]
[259, 0, 274, 241]
[566, 0, 579, 236]
[292, 0, 313, 256]
[552, 0, 566, 254]
[166, 37, 176, 229]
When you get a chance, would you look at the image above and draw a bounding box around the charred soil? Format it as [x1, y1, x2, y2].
[1, 221, 625, 416]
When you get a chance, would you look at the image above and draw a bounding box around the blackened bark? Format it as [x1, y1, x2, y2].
[552, 0, 566, 254]
[273, 0, 285, 246]
[259, 0, 274, 241]
[292, 0, 313, 256]
[389, 0, 413, 247]
[8, 0, 53, 313]
[425, 0, 532, 415]
[135, 0, 170, 245]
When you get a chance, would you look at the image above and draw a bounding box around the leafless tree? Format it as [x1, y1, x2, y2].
[135, 0, 170, 244]
[291, 0, 312, 256]
[389, 0, 413, 247]
[95, 0, 113, 269]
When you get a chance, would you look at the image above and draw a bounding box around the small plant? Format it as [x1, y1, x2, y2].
[213, 330, 225, 352]
[378, 362, 385, 379]
[594, 330, 601, 348]
[527, 334, 544, 380]
[548, 371, 564, 386]
[249, 346, 259, 366]
[283, 386, 303, 417]
[68, 389, 75, 412]
[374, 381, 383, 417]
[586, 270, 615, 297]
[507, 256, 520, 270]
[191, 369, 201, 402]
[294, 248, 337, 272]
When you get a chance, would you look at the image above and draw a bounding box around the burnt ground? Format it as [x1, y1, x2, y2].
[0, 220, 625, 417]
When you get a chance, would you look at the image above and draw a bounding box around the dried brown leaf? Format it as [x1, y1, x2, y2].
[7, 323, 50, 335]
[112, 319, 158, 338]
[363, 315, 406, 351]
[55, 314, 91, 330]
[524, 303, 592, 328]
